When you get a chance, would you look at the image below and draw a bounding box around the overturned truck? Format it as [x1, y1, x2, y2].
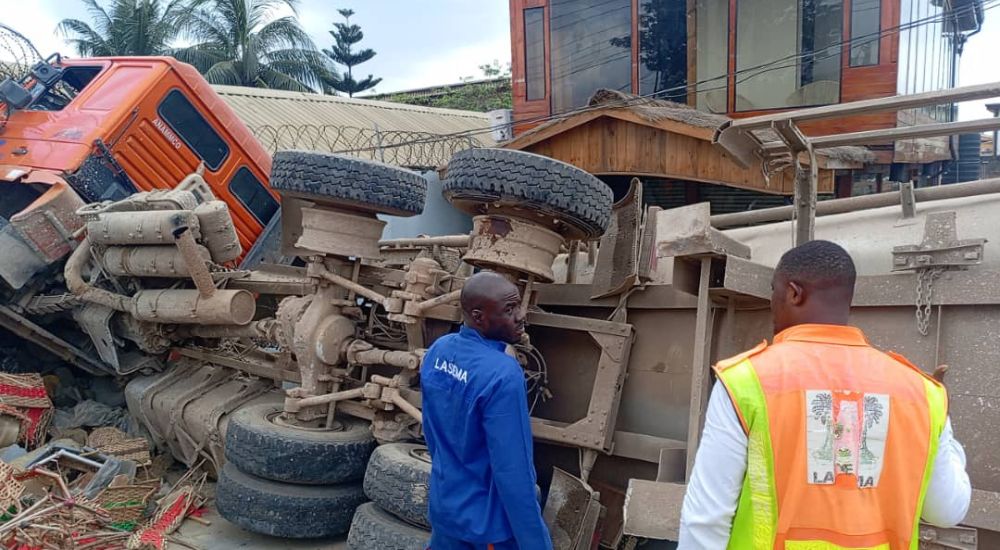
[5, 75, 1000, 548]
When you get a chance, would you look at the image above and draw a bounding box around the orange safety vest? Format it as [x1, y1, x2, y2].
[715, 324, 948, 550]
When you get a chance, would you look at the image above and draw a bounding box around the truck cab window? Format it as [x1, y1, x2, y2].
[229, 167, 278, 224]
[157, 89, 230, 170]
[26, 65, 102, 112]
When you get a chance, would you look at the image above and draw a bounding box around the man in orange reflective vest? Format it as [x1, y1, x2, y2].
[679, 240, 971, 549]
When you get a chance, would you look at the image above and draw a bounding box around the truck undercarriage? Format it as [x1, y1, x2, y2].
[1, 58, 999, 548]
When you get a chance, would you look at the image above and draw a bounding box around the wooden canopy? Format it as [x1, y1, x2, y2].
[503, 92, 873, 195]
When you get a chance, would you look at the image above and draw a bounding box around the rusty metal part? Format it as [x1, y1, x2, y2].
[194, 201, 242, 264]
[87, 210, 201, 245]
[379, 235, 471, 248]
[346, 340, 424, 369]
[174, 319, 278, 340]
[103, 245, 212, 278]
[125, 363, 277, 471]
[66, 238, 136, 312]
[712, 178, 1000, 229]
[132, 289, 255, 325]
[10, 173, 87, 264]
[526, 310, 634, 453]
[67, 237, 255, 324]
[284, 387, 366, 413]
[296, 205, 385, 258]
[543, 468, 604, 550]
[464, 215, 564, 282]
[225, 264, 316, 295]
[366, 375, 424, 424]
[411, 289, 462, 315]
[716, 81, 1000, 167]
[312, 262, 388, 307]
[919, 525, 977, 549]
[892, 212, 986, 271]
[175, 347, 300, 383]
[76, 189, 199, 219]
[173, 225, 216, 298]
[0, 305, 111, 376]
[622, 479, 685, 542]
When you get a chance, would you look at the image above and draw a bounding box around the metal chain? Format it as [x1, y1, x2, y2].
[915, 267, 944, 336]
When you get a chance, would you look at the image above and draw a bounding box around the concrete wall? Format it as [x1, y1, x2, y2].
[380, 170, 472, 240]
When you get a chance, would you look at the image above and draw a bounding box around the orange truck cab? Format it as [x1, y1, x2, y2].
[0, 54, 277, 288]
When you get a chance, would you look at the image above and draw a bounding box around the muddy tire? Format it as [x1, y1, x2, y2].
[215, 462, 366, 538]
[225, 403, 376, 485]
[347, 502, 430, 550]
[443, 148, 613, 240]
[270, 150, 427, 217]
[363, 443, 432, 529]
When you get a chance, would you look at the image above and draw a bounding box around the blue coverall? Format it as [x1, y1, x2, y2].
[420, 326, 552, 550]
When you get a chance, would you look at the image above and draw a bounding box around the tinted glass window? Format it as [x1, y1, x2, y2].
[157, 89, 229, 170]
[638, 0, 688, 101]
[525, 8, 546, 101]
[850, 0, 880, 66]
[736, 0, 842, 111]
[695, 0, 729, 113]
[550, 0, 632, 113]
[229, 167, 278, 224]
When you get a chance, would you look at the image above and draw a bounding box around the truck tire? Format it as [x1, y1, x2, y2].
[443, 148, 613, 240]
[363, 443, 432, 529]
[225, 403, 376, 485]
[347, 502, 431, 550]
[215, 461, 365, 539]
[270, 150, 427, 217]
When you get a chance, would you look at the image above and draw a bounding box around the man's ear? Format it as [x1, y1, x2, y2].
[788, 281, 805, 306]
[468, 308, 484, 324]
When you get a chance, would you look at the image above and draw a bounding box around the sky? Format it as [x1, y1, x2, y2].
[5, 0, 999, 119]
[6, 0, 512, 95]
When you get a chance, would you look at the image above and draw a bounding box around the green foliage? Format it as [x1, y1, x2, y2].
[173, 0, 334, 92]
[381, 61, 512, 113]
[58, 0, 188, 56]
[322, 8, 380, 97]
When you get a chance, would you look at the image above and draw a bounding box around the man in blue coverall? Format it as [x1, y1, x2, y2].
[420, 271, 553, 550]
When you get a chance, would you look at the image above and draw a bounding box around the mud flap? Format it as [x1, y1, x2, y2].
[542, 468, 605, 550]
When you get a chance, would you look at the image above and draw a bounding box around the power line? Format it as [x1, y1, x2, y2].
[331, 0, 997, 155]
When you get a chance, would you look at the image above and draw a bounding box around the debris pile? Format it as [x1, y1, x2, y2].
[0, 372, 208, 550]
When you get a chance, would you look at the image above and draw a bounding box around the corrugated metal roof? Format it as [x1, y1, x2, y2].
[212, 85, 495, 138]
[212, 85, 496, 168]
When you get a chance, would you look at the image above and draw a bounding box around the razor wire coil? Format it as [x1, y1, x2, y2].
[248, 124, 490, 170]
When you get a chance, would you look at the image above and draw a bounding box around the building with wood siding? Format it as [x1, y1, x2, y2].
[508, 0, 985, 201]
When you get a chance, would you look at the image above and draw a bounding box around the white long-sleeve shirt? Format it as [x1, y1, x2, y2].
[678, 382, 972, 549]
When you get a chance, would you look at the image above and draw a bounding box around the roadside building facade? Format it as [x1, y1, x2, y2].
[508, 0, 986, 202]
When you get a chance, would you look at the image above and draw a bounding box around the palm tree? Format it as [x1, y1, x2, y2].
[58, 0, 187, 57]
[176, 0, 335, 92]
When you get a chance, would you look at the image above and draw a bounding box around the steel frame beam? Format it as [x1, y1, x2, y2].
[714, 81, 1000, 245]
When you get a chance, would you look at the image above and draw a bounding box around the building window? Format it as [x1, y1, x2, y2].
[850, 0, 880, 66]
[550, 0, 632, 114]
[228, 167, 278, 224]
[525, 7, 546, 101]
[638, 0, 688, 101]
[157, 89, 229, 171]
[695, 0, 729, 113]
[736, 0, 842, 111]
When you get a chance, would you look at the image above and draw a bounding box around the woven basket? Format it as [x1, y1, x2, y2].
[94, 484, 158, 526]
[0, 373, 52, 409]
[0, 462, 23, 516]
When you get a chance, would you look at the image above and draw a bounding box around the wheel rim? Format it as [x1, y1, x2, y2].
[409, 447, 432, 464]
[269, 411, 345, 433]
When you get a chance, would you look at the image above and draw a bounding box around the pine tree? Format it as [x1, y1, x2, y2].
[323, 9, 381, 97]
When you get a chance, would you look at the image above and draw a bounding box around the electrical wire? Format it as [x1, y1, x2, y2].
[330, 0, 997, 156]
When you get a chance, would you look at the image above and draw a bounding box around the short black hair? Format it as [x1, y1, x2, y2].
[775, 240, 856, 292]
